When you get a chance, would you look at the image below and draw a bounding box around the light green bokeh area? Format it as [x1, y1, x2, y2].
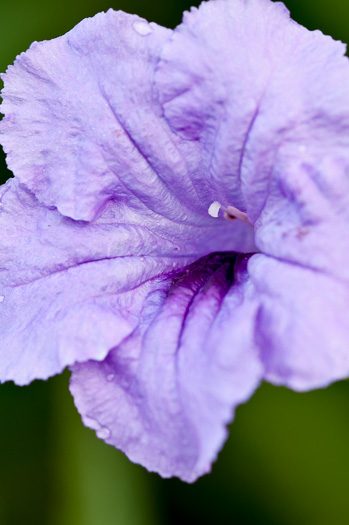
[1, 1, 349, 524]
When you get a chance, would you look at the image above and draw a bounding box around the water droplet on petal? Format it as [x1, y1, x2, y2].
[96, 426, 111, 440]
[106, 373, 115, 382]
[0, 295, 4, 303]
[133, 21, 153, 36]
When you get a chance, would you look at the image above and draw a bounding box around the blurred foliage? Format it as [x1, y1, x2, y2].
[1, 0, 349, 524]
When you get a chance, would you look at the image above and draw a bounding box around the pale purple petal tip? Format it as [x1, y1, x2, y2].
[250, 255, 349, 391]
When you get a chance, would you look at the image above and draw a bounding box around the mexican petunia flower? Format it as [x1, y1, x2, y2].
[1, 0, 349, 482]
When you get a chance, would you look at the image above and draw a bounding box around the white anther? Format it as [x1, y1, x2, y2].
[208, 201, 253, 227]
[208, 201, 222, 218]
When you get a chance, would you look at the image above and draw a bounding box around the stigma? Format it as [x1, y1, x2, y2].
[208, 201, 252, 227]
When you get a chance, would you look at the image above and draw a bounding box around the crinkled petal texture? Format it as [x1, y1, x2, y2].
[0, 8, 235, 222]
[0, 8, 256, 386]
[156, 0, 349, 231]
[0, 176, 254, 386]
[2, 0, 349, 483]
[0, 10, 170, 221]
[69, 250, 349, 482]
[0, 180, 183, 385]
[156, 0, 349, 386]
[248, 255, 349, 391]
[70, 253, 262, 482]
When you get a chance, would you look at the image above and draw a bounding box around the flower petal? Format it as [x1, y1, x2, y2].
[0, 9, 208, 222]
[70, 253, 262, 482]
[0, 179, 191, 385]
[155, 0, 349, 220]
[155, 0, 349, 393]
[0, 176, 256, 385]
[254, 144, 349, 281]
[249, 255, 349, 391]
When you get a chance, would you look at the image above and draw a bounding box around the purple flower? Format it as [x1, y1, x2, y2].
[1, 0, 349, 482]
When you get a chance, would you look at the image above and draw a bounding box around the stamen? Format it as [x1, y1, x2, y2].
[208, 201, 222, 218]
[208, 201, 253, 227]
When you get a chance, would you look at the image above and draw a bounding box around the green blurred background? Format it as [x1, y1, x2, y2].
[1, 1, 349, 524]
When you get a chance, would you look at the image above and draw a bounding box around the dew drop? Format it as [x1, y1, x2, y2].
[106, 373, 115, 382]
[0, 295, 4, 303]
[96, 426, 111, 439]
[133, 21, 153, 36]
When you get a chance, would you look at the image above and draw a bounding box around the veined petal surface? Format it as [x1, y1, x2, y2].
[0, 6, 258, 385]
[1, 9, 218, 222]
[0, 180, 185, 385]
[156, 0, 349, 224]
[249, 254, 349, 391]
[155, 0, 349, 391]
[1, 0, 349, 481]
[70, 253, 262, 482]
[0, 177, 254, 385]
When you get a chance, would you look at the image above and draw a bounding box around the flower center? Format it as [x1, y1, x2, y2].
[208, 201, 252, 227]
